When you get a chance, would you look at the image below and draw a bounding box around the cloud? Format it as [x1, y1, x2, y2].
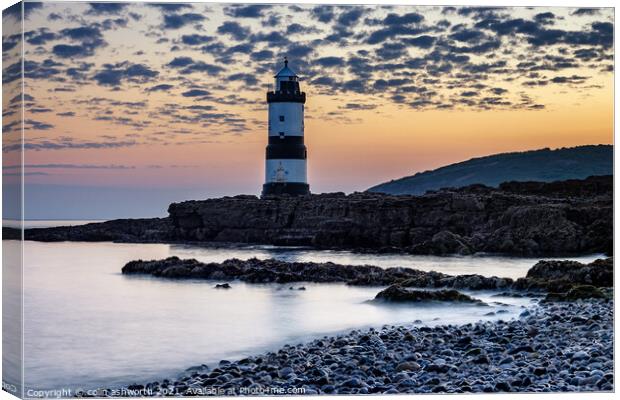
[375, 42, 407, 60]
[2, 34, 20, 53]
[446, 38, 501, 54]
[287, 44, 315, 59]
[182, 89, 211, 97]
[461, 91, 478, 97]
[286, 24, 320, 35]
[25, 29, 57, 45]
[183, 105, 214, 111]
[457, 7, 504, 20]
[224, 5, 271, 18]
[53, 44, 93, 58]
[405, 35, 436, 48]
[310, 76, 336, 87]
[98, 17, 129, 30]
[384, 12, 424, 25]
[48, 12, 63, 21]
[315, 56, 345, 68]
[146, 84, 174, 92]
[341, 103, 377, 110]
[342, 79, 367, 93]
[53, 26, 106, 58]
[94, 62, 158, 86]
[474, 16, 613, 48]
[226, 43, 254, 55]
[4, 163, 136, 170]
[6, 3, 614, 117]
[311, 6, 335, 23]
[228, 73, 258, 86]
[63, 25, 104, 40]
[250, 49, 274, 62]
[449, 29, 485, 43]
[534, 12, 555, 24]
[250, 31, 288, 46]
[148, 4, 193, 13]
[66, 62, 93, 80]
[24, 119, 54, 130]
[57, 111, 76, 117]
[23, 59, 62, 80]
[3, 172, 50, 177]
[168, 56, 193, 67]
[373, 78, 412, 91]
[550, 75, 589, 84]
[347, 56, 374, 80]
[87, 3, 128, 15]
[572, 8, 599, 16]
[337, 8, 364, 27]
[3, 1, 42, 20]
[2, 120, 20, 133]
[217, 21, 251, 40]
[163, 13, 206, 29]
[366, 25, 429, 44]
[462, 60, 506, 73]
[3, 139, 138, 152]
[29, 107, 52, 113]
[168, 57, 225, 75]
[181, 34, 215, 45]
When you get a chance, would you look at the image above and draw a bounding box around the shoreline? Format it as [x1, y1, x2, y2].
[113, 299, 612, 395]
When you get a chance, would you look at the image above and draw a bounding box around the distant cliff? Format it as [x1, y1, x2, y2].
[6, 175, 611, 257]
[367, 145, 612, 195]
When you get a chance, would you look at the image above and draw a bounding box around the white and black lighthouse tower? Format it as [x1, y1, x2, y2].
[262, 58, 310, 196]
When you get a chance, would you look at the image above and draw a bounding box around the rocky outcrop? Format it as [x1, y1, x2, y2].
[544, 285, 612, 302]
[167, 175, 612, 256]
[374, 286, 484, 304]
[513, 258, 613, 292]
[122, 256, 612, 300]
[5, 218, 172, 242]
[9, 176, 612, 257]
[121, 256, 453, 286]
[397, 272, 513, 291]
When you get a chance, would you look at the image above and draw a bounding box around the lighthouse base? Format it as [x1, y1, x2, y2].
[262, 182, 310, 197]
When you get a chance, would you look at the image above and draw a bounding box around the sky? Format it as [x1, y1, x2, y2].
[1, 1, 614, 219]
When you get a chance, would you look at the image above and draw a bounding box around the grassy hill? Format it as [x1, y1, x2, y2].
[367, 145, 613, 195]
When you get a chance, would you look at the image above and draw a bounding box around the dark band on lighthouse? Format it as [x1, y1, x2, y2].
[262, 58, 310, 197]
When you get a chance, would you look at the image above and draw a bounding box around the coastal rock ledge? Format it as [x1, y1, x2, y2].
[122, 256, 612, 298]
[168, 175, 612, 256]
[8, 175, 611, 256]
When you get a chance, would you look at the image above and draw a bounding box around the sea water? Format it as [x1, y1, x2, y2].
[2, 239, 603, 391]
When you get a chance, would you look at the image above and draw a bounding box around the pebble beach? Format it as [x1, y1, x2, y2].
[115, 299, 612, 395]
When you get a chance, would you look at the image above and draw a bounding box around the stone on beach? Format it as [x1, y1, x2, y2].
[214, 283, 232, 289]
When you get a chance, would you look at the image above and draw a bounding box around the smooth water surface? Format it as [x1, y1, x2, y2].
[3, 219, 106, 229]
[12, 240, 602, 391]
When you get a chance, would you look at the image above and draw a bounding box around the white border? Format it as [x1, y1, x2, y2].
[0, 1, 616, 400]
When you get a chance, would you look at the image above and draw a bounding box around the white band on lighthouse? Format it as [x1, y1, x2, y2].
[265, 159, 307, 184]
[268, 103, 304, 137]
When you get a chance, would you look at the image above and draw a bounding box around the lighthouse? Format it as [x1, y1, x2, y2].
[262, 58, 310, 197]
